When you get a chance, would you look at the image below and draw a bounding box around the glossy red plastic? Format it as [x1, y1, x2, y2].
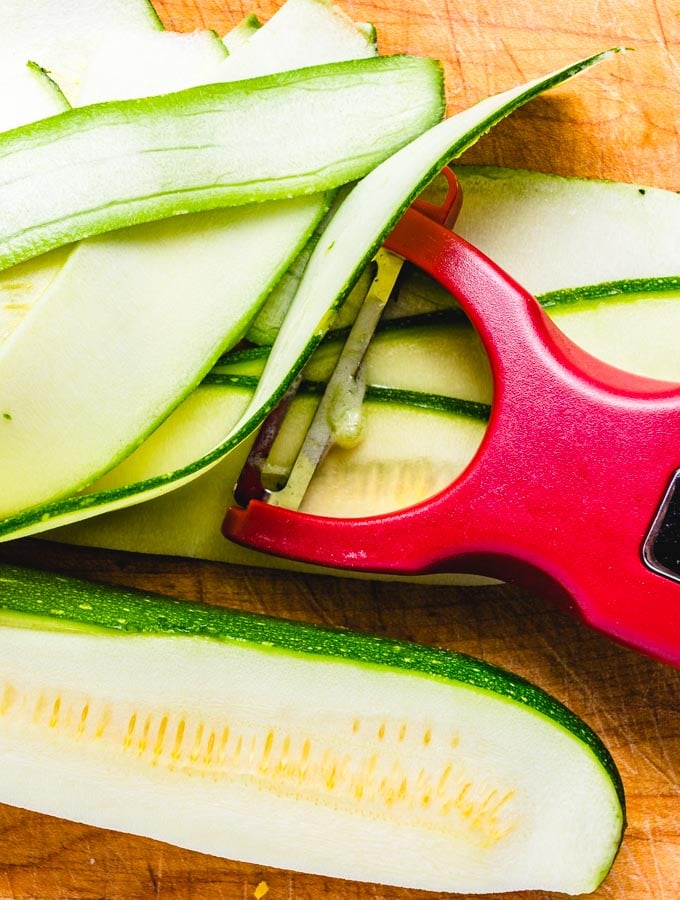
[225, 204, 680, 667]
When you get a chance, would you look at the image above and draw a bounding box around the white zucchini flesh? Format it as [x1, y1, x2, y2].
[0, 198, 329, 504]
[0, 564, 624, 895]
[0, 3, 391, 520]
[454, 165, 680, 293]
[76, 0, 377, 103]
[73, 29, 229, 105]
[0, 63, 70, 346]
[550, 290, 680, 381]
[266, 388, 488, 515]
[212, 0, 378, 80]
[223, 14, 263, 53]
[0, 61, 68, 131]
[0, 0, 162, 102]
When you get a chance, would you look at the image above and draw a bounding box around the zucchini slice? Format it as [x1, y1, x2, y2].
[0, 62, 69, 346]
[0, 61, 68, 132]
[223, 14, 263, 53]
[0, 0, 163, 101]
[0, 55, 444, 275]
[216, 0, 378, 79]
[0, 562, 624, 895]
[455, 165, 680, 292]
[74, 28, 229, 104]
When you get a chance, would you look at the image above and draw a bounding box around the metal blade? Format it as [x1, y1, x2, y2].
[266, 247, 405, 510]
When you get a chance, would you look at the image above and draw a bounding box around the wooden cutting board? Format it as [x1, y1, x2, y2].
[0, 0, 679, 897]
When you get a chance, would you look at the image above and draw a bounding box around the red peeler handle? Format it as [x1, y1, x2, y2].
[225, 207, 680, 667]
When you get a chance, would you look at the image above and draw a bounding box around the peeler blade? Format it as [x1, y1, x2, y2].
[232, 168, 462, 511]
[266, 246, 404, 510]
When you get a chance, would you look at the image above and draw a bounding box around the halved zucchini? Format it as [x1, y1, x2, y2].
[0, 562, 625, 895]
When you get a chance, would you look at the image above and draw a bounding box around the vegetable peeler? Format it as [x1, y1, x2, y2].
[224, 170, 680, 668]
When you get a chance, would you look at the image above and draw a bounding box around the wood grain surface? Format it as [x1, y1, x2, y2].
[1, 0, 680, 897]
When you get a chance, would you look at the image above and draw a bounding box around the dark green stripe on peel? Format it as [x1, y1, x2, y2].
[215, 310, 465, 367]
[202, 373, 491, 422]
[203, 373, 260, 390]
[217, 276, 680, 370]
[363, 385, 490, 420]
[538, 276, 680, 309]
[0, 562, 624, 812]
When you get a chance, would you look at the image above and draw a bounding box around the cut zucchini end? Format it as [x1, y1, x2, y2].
[0, 563, 624, 894]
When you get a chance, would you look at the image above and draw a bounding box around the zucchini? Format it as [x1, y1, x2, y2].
[0, 562, 624, 895]
[223, 14, 263, 53]
[259, 378, 489, 514]
[389, 165, 680, 326]
[0, 62, 69, 346]
[0, 52, 613, 544]
[0, 61, 68, 132]
[74, 28, 229, 105]
[455, 165, 680, 291]
[216, 0, 378, 79]
[0, 0, 163, 101]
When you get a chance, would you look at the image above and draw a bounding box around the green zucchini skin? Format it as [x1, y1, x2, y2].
[0, 55, 444, 273]
[0, 560, 625, 813]
[539, 276, 680, 309]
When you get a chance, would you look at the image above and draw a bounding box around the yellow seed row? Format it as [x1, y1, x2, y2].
[0, 679, 516, 843]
